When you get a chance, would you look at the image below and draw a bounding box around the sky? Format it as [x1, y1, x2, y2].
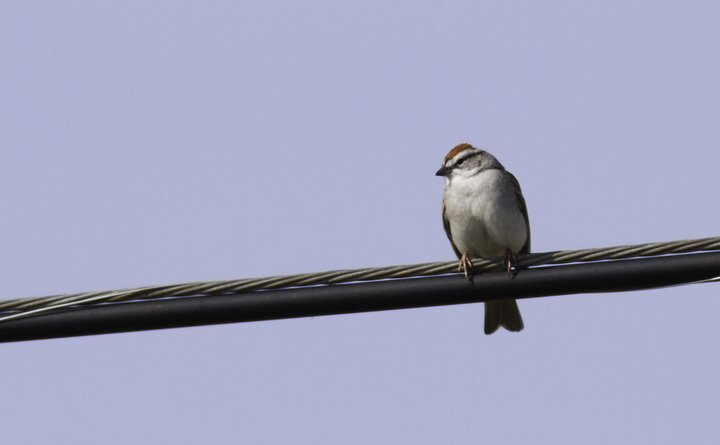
[2, 1, 720, 443]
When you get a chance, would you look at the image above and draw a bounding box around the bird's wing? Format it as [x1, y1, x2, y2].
[506, 171, 531, 253]
[442, 200, 462, 259]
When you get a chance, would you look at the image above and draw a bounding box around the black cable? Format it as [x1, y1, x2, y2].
[0, 251, 718, 343]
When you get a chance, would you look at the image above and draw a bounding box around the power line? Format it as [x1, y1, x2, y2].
[1, 236, 719, 315]
[0, 237, 719, 342]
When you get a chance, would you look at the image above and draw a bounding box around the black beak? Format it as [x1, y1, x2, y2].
[435, 165, 451, 177]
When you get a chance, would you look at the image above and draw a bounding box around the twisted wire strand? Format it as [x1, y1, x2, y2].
[1, 236, 719, 323]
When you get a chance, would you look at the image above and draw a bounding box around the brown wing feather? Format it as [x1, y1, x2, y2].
[442, 201, 462, 259]
[505, 171, 530, 254]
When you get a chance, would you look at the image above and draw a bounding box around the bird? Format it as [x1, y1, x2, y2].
[436, 143, 529, 334]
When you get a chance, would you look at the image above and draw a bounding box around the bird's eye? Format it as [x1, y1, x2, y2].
[456, 158, 466, 167]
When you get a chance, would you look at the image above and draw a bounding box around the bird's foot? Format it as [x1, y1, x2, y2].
[503, 249, 517, 279]
[458, 252, 474, 279]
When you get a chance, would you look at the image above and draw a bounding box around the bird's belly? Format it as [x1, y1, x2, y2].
[450, 214, 508, 257]
[445, 193, 527, 258]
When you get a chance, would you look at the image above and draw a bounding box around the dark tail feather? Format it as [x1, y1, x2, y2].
[484, 299, 524, 335]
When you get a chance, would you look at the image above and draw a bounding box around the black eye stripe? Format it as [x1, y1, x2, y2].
[454, 153, 476, 167]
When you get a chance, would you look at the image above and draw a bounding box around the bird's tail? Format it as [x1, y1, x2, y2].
[484, 299, 524, 335]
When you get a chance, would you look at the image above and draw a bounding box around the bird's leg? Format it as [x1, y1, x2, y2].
[503, 248, 517, 279]
[458, 252, 474, 279]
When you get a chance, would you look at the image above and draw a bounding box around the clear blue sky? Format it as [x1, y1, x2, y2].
[2, 1, 719, 443]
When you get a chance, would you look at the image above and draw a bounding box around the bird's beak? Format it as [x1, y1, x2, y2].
[435, 165, 451, 177]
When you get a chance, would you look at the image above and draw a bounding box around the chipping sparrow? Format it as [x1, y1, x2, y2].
[436, 143, 529, 334]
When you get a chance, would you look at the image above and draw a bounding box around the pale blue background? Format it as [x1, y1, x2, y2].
[2, 1, 719, 443]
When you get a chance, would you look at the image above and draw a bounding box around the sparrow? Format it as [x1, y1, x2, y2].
[436, 143, 529, 334]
